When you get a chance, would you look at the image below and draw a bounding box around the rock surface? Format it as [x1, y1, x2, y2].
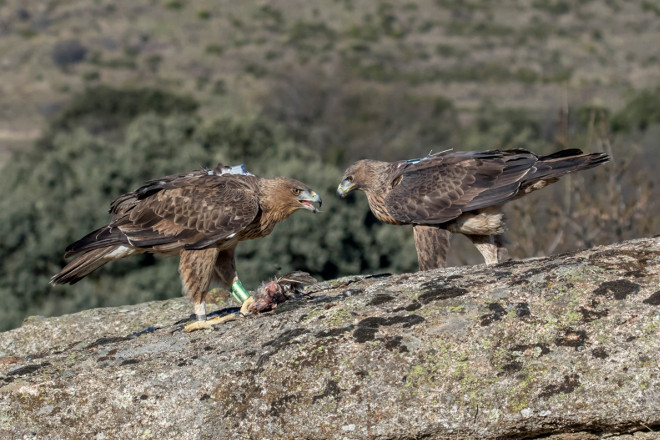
[1, 237, 660, 439]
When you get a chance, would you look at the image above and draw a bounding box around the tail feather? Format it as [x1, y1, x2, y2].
[51, 246, 130, 285]
[64, 226, 129, 258]
[526, 150, 609, 184]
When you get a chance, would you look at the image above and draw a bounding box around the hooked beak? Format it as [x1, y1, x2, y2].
[337, 179, 356, 198]
[298, 190, 322, 213]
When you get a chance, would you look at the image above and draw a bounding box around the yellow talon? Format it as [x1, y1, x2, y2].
[240, 296, 255, 315]
[182, 297, 254, 332]
[183, 314, 237, 332]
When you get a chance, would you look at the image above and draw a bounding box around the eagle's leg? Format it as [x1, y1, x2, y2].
[413, 226, 450, 271]
[210, 247, 254, 313]
[466, 234, 500, 266]
[183, 247, 253, 332]
[180, 248, 231, 332]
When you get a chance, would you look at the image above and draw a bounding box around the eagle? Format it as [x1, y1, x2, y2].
[51, 164, 322, 331]
[337, 148, 608, 269]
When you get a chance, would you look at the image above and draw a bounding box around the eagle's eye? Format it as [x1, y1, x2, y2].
[346, 176, 354, 183]
[292, 188, 302, 195]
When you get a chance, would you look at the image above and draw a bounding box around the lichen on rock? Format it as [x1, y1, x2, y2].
[1, 237, 659, 439]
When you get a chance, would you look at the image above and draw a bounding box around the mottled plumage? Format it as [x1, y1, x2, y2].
[338, 149, 608, 268]
[52, 164, 321, 326]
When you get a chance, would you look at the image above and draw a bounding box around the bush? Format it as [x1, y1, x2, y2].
[81, 71, 100, 82]
[165, 0, 184, 10]
[48, 85, 198, 134]
[610, 87, 660, 132]
[52, 40, 87, 70]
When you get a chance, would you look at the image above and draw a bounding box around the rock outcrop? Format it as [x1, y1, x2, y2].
[1, 237, 659, 439]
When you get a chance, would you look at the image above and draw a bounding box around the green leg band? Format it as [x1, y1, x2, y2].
[231, 281, 251, 304]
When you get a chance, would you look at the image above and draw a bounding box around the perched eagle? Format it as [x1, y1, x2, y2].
[337, 149, 608, 269]
[51, 164, 321, 330]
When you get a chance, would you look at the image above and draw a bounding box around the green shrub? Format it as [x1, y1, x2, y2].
[287, 20, 336, 48]
[165, 0, 184, 10]
[244, 62, 268, 78]
[205, 44, 224, 55]
[611, 87, 660, 132]
[49, 85, 198, 134]
[82, 71, 100, 82]
[514, 68, 538, 84]
[253, 4, 284, 31]
[145, 54, 163, 73]
[212, 79, 227, 95]
[532, 0, 571, 15]
[52, 40, 87, 70]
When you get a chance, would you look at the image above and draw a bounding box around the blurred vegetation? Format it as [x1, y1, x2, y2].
[0, 0, 659, 331]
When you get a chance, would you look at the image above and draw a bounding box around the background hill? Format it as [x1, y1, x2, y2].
[0, 0, 659, 331]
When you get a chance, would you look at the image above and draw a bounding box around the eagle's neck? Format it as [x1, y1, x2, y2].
[363, 192, 399, 224]
[357, 161, 401, 224]
[258, 178, 299, 225]
[362, 183, 402, 225]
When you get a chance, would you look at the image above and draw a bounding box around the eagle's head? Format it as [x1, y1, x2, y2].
[337, 159, 389, 197]
[263, 177, 322, 217]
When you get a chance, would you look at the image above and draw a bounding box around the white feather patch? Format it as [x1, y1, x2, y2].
[106, 245, 136, 259]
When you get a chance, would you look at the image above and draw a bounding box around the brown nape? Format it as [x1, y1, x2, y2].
[345, 160, 390, 191]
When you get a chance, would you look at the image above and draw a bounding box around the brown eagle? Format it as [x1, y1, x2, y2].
[51, 164, 321, 330]
[337, 149, 608, 269]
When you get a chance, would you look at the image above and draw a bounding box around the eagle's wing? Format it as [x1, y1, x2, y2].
[109, 166, 224, 215]
[63, 174, 262, 257]
[116, 175, 261, 251]
[384, 150, 538, 224]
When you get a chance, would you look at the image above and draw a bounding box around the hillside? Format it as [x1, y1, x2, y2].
[1, 0, 660, 162]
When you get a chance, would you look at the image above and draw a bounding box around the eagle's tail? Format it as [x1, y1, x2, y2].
[50, 245, 136, 285]
[538, 149, 610, 175]
[520, 149, 609, 191]
[63, 225, 129, 258]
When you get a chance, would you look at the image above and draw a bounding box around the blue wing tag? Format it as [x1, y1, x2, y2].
[212, 164, 255, 176]
[404, 148, 453, 164]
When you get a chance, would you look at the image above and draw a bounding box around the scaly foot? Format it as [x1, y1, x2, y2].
[183, 313, 238, 332]
[183, 297, 255, 332]
[240, 296, 255, 315]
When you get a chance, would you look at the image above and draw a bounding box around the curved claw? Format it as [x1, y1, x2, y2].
[182, 314, 238, 332]
[240, 296, 255, 315]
